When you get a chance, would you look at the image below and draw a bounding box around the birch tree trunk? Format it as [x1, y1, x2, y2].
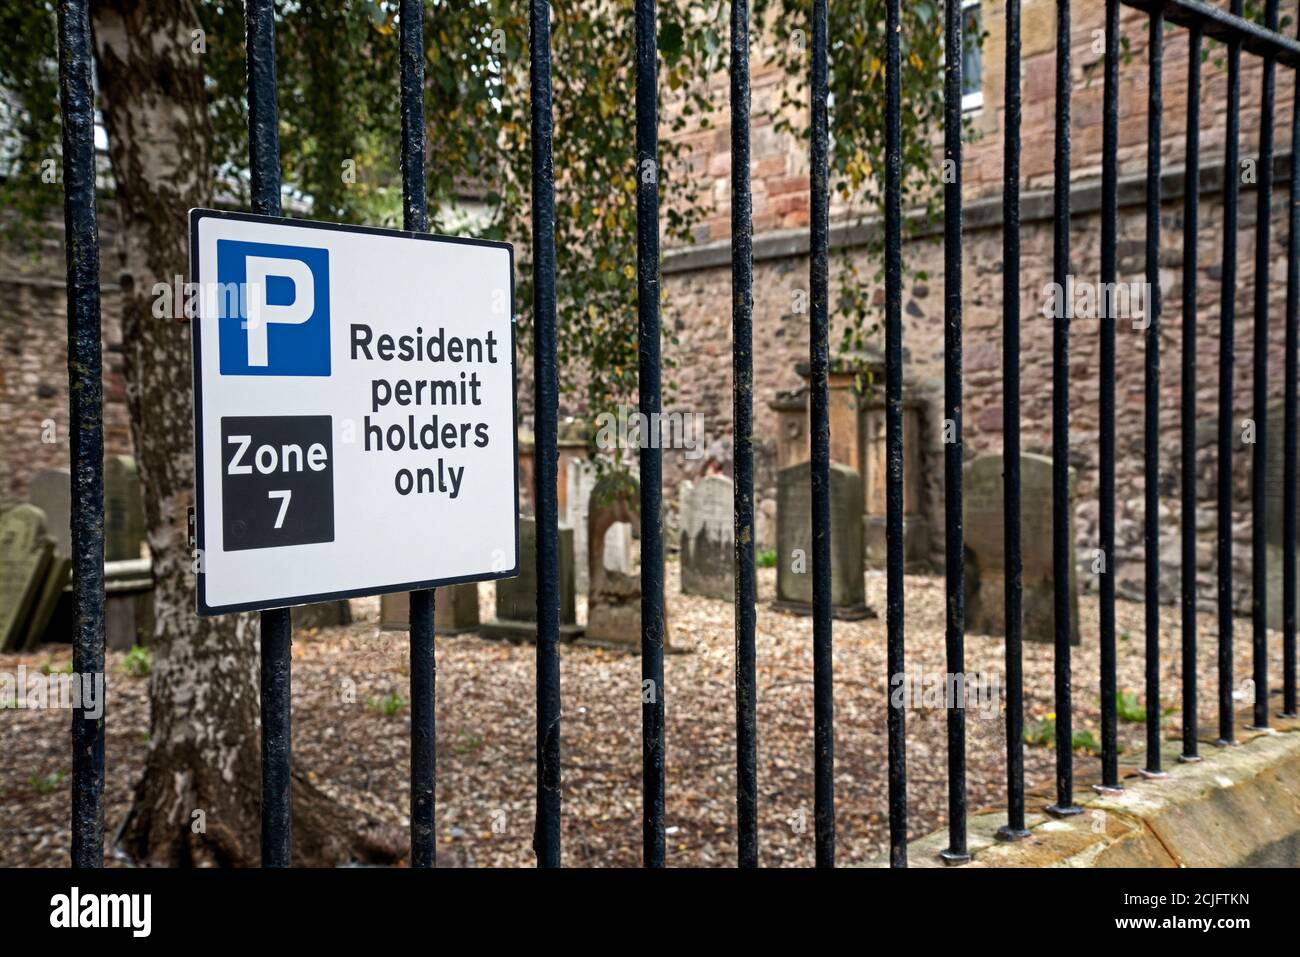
[91, 0, 398, 866]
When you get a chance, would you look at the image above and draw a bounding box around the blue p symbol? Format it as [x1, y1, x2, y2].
[217, 240, 330, 376]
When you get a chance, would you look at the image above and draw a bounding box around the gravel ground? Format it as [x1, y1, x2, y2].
[0, 561, 1288, 867]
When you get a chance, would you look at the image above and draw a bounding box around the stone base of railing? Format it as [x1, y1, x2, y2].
[885, 706, 1300, 867]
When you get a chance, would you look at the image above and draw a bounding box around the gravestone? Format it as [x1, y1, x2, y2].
[380, 583, 480, 634]
[586, 472, 672, 647]
[379, 592, 406, 630]
[294, 600, 354, 630]
[1262, 404, 1300, 629]
[519, 421, 591, 522]
[603, 521, 634, 575]
[0, 506, 56, 651]
[772, 463, 872, 619]
[104, 558, 153, 651]
[680, 475, 734, 600]
[861, 399, 930, 571]
[963, 453, 1080, 644]
[480, 518, 582, 641]
[566, 458, 599, 593]
[104, 455, 146, 561]
[769, 388, 809, 472]
[28, 469, 72, 559]
[21, 557, 71, 650]
[22, 474, 75, 650]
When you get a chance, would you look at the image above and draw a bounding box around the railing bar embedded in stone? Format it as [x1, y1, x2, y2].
[884, 0, 909, 866]
[1143, 8, 1164, 778]
[730, 0, 759, 870]
[529, 0, 563, 870]
[1249, 0, 1280, 734]
[634, 0, 667, 869]
[57, 0, 107, 870]
[1286, 11, 1300, 723]
[245, 0, 293, 868]
[1047, 0, 1081, 819]
[1098, 0, 1121, 794]
[1217, 0, 1244, 749]
[1179, 25, 1202, 765]
[999, 0, 1028, 843]
[808, 0, 836, 869]
[399, 0, 437, 869]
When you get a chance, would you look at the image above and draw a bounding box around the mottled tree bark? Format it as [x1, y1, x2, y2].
[90, 0, 399, 866]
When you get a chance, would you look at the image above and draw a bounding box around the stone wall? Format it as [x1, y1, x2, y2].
[649, 0, 1300, 617]
[0, 207, 133, 510]
[668, 0, 1300, 241]
[659, 150, 1294, 617]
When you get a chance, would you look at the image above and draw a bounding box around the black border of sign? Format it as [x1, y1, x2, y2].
[189, 207, 520, 616]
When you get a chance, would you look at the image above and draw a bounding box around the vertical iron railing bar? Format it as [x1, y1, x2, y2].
[884, 0, 909, 866]
[399, 0, 437, 870]
[246, 0, 292, 868]
[408, 590, 435, 866]
[1284, 10, 1300, 721]
[634, 0, 667, 869]
[1249, 0, 1279, 732]
[1180, 23, 1203, 763]
[809, 0, 835, 869]
[58, 0, 106, 870]
[1217, 0, 1244, 748]
[730, 0, 759, 870]
[940, 0, 969, 864]
[1047, 0, 1082, 818]
[530, 0, 563, 868]
[1142, 8, 1165, 779]
[1097, 0, 1122, 794]
[998, 0, 1029, 842]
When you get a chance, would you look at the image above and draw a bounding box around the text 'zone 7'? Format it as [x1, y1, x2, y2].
[189, 209, 520, 616]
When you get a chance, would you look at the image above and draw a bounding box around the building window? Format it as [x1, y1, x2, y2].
[962, 0, 984, 113]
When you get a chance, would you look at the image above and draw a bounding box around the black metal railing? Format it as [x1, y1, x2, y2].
[1048, 0, 1080, 821]
[53, 0, 1300, 870]
[57, 0, 106, 871]
[530, 0, 564, 871]
[999, 0, 1029, 842]
[731, 0, 759, 870]
[808, 0, 836, 869]
[399, 0, 438, 869]
[1143, 3, 1165, 779]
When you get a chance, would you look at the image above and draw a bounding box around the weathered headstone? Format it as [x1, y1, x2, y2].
[294, 600, 354, 631]
[28, 469, 72, 559]
[20, 556, 71, 650]
[517, 427, 536, 515]
[586, 472, 672, 647]
[566, 458, 599, 593]
[861, 399, 930, 571]
[481, 518, 582, 641]
[680, 474, 734, 600]
[104, 455, 146, 561]
[603, 521, 634, 575]
[0, 506, 56, 651]
[104, 558, 153, 651]
[963, 453, 1080, 644]
[22, 473, 73, 648]
[769, 388, 809, 471]
[1263, 404, 1300, 629]
[380, 584, 480, 634]
[773, 463, 871, 619]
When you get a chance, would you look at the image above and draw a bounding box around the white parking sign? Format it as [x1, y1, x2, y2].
[189, 209, 518, 615]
